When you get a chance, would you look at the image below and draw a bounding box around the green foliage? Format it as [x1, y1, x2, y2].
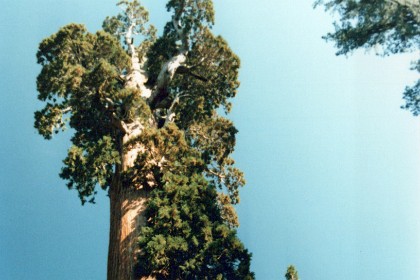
[137, 172, 254, 280]
[35, 23, 133, 202]
[186, 116, 244, 206]
[166, 0, 215, 34]
[145, 27, 240, 124]
[316, 0, 419, 115]
[124, 123, 202, 189]
[119, 123, 253, 278]
[143, 0, 244, 224]
[285, 265, 299, 280]
[60, 136, 120, 204]
[146, 12, 239, 117]
[102, 0, 156, 56]
[315, 0, 420, 56]
[173, 28, 240, 123]
[401, 59, 420, 115]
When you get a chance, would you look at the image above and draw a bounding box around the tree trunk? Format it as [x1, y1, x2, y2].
[107, 175, 152, 280]
[107, 127, 155, 280]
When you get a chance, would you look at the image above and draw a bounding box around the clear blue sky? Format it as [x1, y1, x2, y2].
[1, 0, 419, 279]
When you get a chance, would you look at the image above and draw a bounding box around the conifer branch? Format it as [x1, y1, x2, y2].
[207, 168, 226, 180]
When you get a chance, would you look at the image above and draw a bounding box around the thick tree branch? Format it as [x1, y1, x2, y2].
[176, 66, 208, 82]
[148, 3, 190, 107]
[207, 168, 226, 180]
[124, 16, 152, 98]
[61, 106, 72, 114]
[111, 112, 129, 134]
[163, 93, 191, 126]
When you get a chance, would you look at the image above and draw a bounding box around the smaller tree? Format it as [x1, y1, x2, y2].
[285, 265, 299, 280]
[314, 0, 419, 115]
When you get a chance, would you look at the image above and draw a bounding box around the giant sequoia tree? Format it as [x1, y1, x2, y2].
[315, 0, 419, 113]
[35, 1, 254, 279]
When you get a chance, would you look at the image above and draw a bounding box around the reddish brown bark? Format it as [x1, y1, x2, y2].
[107, 174, 151, 280]
[107, 130, 154, 280]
